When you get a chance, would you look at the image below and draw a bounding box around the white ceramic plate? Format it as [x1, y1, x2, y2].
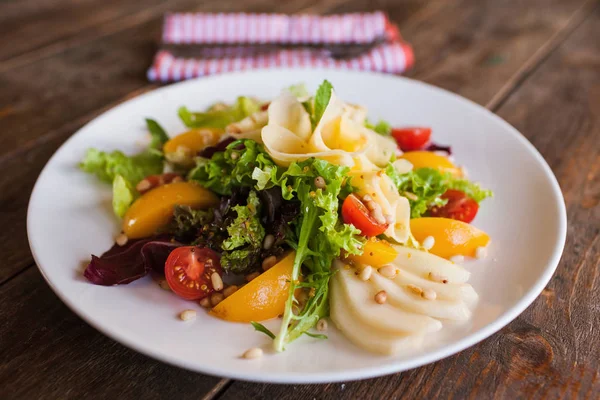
[27, 69, 566, 383]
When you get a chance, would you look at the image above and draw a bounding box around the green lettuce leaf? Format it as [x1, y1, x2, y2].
[80, 148, 163, 185]
[188, 139, 276, 195]
[112, 175, 135, 218]
[252, 157, 364, 351]
[178, 97, 261, 129]
[145, 118, 170, 150]
[312, 80, 333, 128]
[385, 166, 493, 218]
[365, 119, 392, 136]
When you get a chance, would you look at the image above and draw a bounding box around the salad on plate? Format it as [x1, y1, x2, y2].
[80, 80, 492, 356]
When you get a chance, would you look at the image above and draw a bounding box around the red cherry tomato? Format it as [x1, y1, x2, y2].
[429, 189, 479, 223]
[165, 246, 222, 300]
[342, 194, 388, 237]
[391, 127, 432, 151]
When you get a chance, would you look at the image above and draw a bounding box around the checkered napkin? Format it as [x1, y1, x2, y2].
[147, 12, 414, 82]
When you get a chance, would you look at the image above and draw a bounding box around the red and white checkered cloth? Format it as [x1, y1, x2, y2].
[147, 12, 414, 82]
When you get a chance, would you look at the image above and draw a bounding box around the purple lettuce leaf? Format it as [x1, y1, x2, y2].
[84, 236, 182, 286]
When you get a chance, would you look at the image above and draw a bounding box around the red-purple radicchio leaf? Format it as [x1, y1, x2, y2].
[84, 237, 182, 286]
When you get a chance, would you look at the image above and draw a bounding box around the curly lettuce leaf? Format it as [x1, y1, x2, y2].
[252, 157, 364, 350]
[188, 139, 276, 195]
[178, 97, 261, 129]
[386, 166, 493, 218]
[80, 148, 163, 186]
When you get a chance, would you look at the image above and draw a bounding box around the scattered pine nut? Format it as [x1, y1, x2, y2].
[317, 318, 328, 331]
[210, 292, 224, 307]
[406, 284, 423, 296]
[262, 255, 277, 271]
[230, 152, 239, 160]
[450, 255, 465, 264]
[428, 272, 448, 284]
[422, 236, 435, 250]
[421, 288, 437, 300]
[262, 234, 275, 250]
[211, 272, 224, 291]
[135, 179, 151, 193]
[115, 233, 128, 247]
[246, 272, 260, 282]
[242, 347, 263, 359]
[378, 264, 398, 278]
[223, 285, 238, 298]
[179, 309, 196, 321]
[158, 279, 171, 290]
[198, 297, 210, 308]
[171, 175, 184, 183]
[359, 265, 373, 281]
[314, 176, 326, 189]
[374, 290, 387, 304]
[475, 246, 488, 259]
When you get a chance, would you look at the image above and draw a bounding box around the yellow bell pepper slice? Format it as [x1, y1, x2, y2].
[399, 151, 462, 176]
[346, 238, 398, 267]
[210, 252, 296, 322]
[122, 181, 218, 239]
[410, 217, 490, 259]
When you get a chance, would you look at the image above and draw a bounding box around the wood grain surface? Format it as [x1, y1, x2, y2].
[0, 0, 598, 399]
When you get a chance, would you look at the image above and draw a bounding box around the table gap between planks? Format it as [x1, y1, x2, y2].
[0, 0, 597, 399]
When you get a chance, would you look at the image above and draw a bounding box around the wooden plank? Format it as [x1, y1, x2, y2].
[217, 8, 600, 400]
[0, 267, 223, 399]
[0, 0, 170, 61]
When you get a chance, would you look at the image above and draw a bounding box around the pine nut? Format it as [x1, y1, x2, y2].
[210, 292, 224, 307]
[314, 176, 326, 189]
[317, 319, 328, 331]
[406, 284, 423, 296]
[422, 236, 435, 250]
[171, 175, 184, 183]
[262, 234, 275, 250]
[246, 272, 260, 282]
[230, 152, 239, 160]
[115, 233, 128, 246]
[135, 179, 151, 193]
[475, 246, 488, 259]
[403, 191, 419, 201]
[158, 279, 171, 290]
[198, 297, 210, 308]
[421, 288, 437, 300]
[211, 272, 224, 291]
[378, 265, 398, 278]
[359, 265, 373, 281]
[374, 290, 387, 304]
[428, 272, 448, 284]
[223, 285, 238, 298]
[262, 255, 277, 271]
[242, 347, 263, 359]
[450, 255, 465, 264]
[179, 309, 196, 321]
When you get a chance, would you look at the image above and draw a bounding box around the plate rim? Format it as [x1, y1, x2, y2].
[26, 68, 567, 383]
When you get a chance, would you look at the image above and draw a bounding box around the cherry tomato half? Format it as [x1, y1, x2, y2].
[429, 189, 479, 223]
[392, 127, 432, 151]
[165, 246, 222, 300]
[342, 194, 388, 237]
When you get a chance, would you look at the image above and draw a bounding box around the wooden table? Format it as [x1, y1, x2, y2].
[1, 0, 598, 398]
